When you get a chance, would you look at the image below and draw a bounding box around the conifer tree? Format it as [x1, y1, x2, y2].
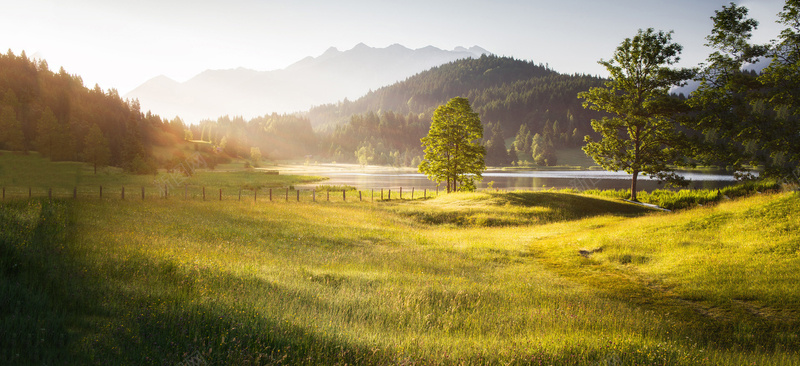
[35, 108, 59, 158]
[0, 105, 24, 152]
[83, 124, 110, 174]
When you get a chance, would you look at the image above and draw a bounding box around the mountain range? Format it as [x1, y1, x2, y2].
[125, 44, 490, 123]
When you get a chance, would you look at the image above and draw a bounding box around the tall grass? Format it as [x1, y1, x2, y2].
[580, 179, 782, 210]
[2, 189, 798, 365]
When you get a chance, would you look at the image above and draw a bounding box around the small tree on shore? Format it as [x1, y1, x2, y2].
[419, 97, 486, 192]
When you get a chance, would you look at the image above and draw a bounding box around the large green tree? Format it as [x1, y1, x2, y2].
[419, 97, 486, 192]
[757, 0, 800, 175]
[579, 28, 694, 201]
[688, 3, 770, 172]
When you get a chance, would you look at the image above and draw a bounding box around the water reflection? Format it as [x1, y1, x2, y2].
[288, 165, 738, 191]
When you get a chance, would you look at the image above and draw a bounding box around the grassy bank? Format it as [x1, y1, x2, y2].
[0, 152, 325, 199]
[2, 188, 798, 365]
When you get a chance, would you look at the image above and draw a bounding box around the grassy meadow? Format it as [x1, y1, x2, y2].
[1, 153, 799, 365]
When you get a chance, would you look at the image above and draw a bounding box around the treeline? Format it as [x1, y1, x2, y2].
[0, 50, 319, 173]
[309, 55, 606, 166]
[0, 50, 186, 174]
[189, 113, 317, 162]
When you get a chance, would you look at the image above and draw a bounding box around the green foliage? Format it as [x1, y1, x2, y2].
[0, 50, 173, 170]
[419, 97, 486, 192]
[579, 28, 694, 201]
[483, 122, 512, 166]
[582, 179, 781, 210]
[689, 2, 800, 177]
[82, 124, 110, 174]
[0, 104, 24, 152]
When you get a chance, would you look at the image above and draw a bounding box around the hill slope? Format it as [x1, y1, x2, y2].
[313, 55, 607, 165]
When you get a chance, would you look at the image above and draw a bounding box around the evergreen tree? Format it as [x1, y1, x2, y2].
[513, 124, 532, 162]
[0, 105, 24, 151]
[83, 124, 110, 174]
[485, 123, 512, 166]
[419, 97, 486, 192]
[35, 108, 59, 158]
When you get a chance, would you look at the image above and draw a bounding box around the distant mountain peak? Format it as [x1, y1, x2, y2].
[126, 43, 493, 122]
[321, 46, 340, 56]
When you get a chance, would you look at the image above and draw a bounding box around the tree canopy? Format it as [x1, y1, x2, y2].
[579, 28, 694, 201]
[419, 97, 486, 192]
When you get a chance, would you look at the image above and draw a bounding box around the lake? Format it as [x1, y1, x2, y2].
[279, 164, 740, 191]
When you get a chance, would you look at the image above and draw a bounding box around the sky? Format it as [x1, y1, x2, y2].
[1, 0, 787, 95]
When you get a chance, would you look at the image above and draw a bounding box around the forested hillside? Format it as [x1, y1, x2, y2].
[0, 50, 184, 173]
[1, 51, 606, 169]
[310, 55, 607, 166]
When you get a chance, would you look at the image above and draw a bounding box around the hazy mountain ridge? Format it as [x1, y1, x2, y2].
[125, 44, 490, 123]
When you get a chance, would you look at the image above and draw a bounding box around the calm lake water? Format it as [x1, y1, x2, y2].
[286, 165, 739, 191]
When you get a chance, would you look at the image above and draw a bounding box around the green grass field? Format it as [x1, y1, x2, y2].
[2, 154, 799, 365]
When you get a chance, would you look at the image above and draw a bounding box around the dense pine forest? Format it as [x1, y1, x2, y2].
[0, 50, 178, 173]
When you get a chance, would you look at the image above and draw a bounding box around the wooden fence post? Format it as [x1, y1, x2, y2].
[219, 188, 222, 201]
[424, 188, 427, 199]
[29, 187, 31, 198]
[285, 188, 289, 202]
[165, 184, 168, 199]
[99, 185, 102, 198]
[327, 191, 330, 202]
[343, 190, 346, 201]
[388, 189, 391, 200]
[371, 189, 374, 202]
[312, 190, 316, 202]
[359, 191, 362, 201]
[202, 186, 206, 201]
[381, 189, 383, 200]
[269, 188, 272, 202]
[296, 189, 300, 202]
[399, 187, 402, 200]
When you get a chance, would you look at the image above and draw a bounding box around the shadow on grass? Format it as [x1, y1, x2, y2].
[394, 191, 654, 227]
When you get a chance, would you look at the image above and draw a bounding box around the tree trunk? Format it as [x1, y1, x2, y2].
[630, 170, 639, 201]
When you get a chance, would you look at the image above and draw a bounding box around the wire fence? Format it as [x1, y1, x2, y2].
[0, 185, 444, 203]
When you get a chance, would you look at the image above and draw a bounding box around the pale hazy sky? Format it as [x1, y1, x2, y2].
[2, 0, 786, 95]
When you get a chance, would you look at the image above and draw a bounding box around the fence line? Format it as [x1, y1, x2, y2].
[0, 185, 445, 203]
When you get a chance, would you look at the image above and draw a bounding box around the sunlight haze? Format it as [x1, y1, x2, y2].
[3, 0, 784, 95]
